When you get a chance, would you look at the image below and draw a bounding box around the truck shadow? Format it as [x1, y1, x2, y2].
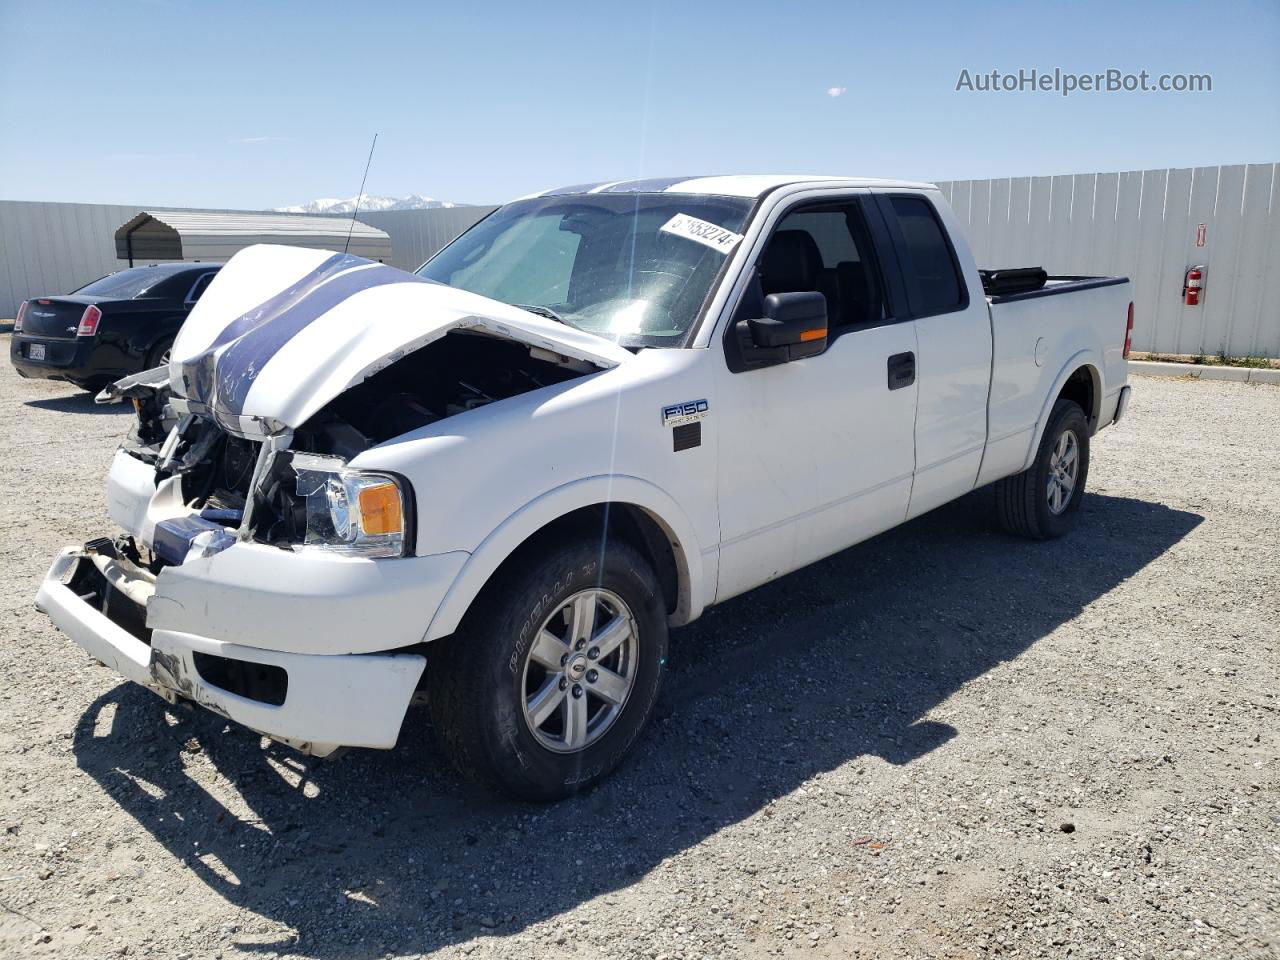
[72, 491, 1201, 958]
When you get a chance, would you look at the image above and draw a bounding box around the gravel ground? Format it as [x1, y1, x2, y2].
[1, 351, 1276, 960]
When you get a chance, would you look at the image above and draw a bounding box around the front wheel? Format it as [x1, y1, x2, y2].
[428, 537, 668, 801]
[994, 398, 1090, 540]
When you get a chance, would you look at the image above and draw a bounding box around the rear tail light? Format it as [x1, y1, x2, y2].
[14, 300, 27, 333]
[76, 304, 102, 337]
[1122, 301, 1134, 359]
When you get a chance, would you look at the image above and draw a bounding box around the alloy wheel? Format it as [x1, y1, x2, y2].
[520, 588, 638, 753]
[1046, 428, 1079, 515]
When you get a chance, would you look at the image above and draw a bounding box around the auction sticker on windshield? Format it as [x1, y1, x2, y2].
[660, 213, 744, 254]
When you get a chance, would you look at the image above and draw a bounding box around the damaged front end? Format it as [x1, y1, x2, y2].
[39, 536, 285, 715]
[99, 325, 605, 566]
[37, 530, 431, 756]
[95, 245, 625, 567]
[40, 245, 627, 755]
[38, 367, 437, 754]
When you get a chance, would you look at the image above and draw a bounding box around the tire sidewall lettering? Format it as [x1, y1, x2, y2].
[507, 562, 597, 675]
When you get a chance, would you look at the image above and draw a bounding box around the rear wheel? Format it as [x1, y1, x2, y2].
[428, 537, 667, 801]
[147, 336, 174, 370]
[994, 398, 1090, 540]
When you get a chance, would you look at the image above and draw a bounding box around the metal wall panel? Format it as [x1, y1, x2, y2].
[1007, 178, 1034, 271]
[937, 163, 1280, 357]
[1200, 165, 1246, 355]
[1132, 169, 1168, 354]
[1233, 164, 1279, 357]
[0, 201, 143, 320]
[0, 201, 495, 319]
[354, 206, 495, 272]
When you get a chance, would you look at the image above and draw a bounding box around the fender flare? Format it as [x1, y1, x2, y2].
[423, 475, 707, 641]
[1019, 349, 1103, 473]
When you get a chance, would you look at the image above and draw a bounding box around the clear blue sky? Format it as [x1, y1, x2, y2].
[1, 0, 1276, 208]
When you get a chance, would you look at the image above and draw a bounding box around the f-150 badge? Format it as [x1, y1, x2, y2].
[661, 399, 709, 427]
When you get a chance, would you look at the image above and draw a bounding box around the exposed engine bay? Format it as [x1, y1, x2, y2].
[115, 331, 600, 557]
[290, 329, 594, 458]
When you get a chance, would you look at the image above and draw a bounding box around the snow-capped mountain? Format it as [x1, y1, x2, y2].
[274, 194, 457, 214]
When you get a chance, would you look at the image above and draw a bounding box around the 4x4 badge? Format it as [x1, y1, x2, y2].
[661, 399, 708, 427]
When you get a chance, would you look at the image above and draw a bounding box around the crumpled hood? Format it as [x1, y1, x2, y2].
[170, 244, 631, 434]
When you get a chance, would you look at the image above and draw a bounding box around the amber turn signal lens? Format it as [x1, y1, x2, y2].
[799, 327, 827, 343]
[357, 482, 403, 536]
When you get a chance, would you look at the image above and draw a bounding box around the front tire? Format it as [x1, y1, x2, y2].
[428, 537, 668, 801]
[994, 398, 1090, 540]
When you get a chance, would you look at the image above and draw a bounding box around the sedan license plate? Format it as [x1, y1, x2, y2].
[28, 343, 46, 361]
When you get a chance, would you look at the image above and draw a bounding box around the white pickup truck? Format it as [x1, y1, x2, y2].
[37, 175, 1133, 800]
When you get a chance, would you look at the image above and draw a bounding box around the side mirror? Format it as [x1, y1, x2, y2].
[738, 291, 828, 365]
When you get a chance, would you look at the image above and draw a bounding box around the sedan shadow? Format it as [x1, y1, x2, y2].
[25, 393, 131, 414]
[72, 491, 1201, 958]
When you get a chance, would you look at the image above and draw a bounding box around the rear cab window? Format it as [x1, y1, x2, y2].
[877, 194, 967, 318]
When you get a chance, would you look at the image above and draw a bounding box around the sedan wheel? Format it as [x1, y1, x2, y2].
[147, 337, 175, 370]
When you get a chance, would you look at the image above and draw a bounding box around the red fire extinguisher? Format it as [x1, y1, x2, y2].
[1183, 266, 1205, 306]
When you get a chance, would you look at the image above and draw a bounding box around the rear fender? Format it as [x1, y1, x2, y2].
[1020, 350, 1101, 473]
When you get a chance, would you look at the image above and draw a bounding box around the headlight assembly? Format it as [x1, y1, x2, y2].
[291, 453, 409, 558]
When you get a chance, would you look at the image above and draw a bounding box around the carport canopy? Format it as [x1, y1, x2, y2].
[114, 210, 392, 264]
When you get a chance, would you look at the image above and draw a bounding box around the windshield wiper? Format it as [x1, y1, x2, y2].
[515, 303, 572, 326]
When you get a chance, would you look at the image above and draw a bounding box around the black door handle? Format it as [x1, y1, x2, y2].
[887, 351, 915, 390]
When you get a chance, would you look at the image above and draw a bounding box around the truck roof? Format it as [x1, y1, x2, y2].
[523, 174, 936, 200]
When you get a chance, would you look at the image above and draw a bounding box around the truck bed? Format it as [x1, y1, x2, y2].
[976, 273, 1133, 488]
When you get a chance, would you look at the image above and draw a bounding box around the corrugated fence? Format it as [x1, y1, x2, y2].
[0, 201, 494, 319]
[0, 200, 147, 320]
[355, 207, 496, 273]
[937, 163, 1280, 358]
[3, 170, 1278, 357]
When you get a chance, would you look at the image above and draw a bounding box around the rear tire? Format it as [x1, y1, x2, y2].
[147, 336, 174, 370]
[994, 398, 1090, 540]
[428, 536, 668, 801]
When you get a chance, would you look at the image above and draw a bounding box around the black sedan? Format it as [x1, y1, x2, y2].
[10, 262, 221, 391]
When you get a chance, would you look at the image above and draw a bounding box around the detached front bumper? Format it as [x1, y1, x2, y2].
[36, 546, 436, 755]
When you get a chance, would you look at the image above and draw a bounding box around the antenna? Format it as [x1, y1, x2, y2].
[344, 133, 378, 254]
